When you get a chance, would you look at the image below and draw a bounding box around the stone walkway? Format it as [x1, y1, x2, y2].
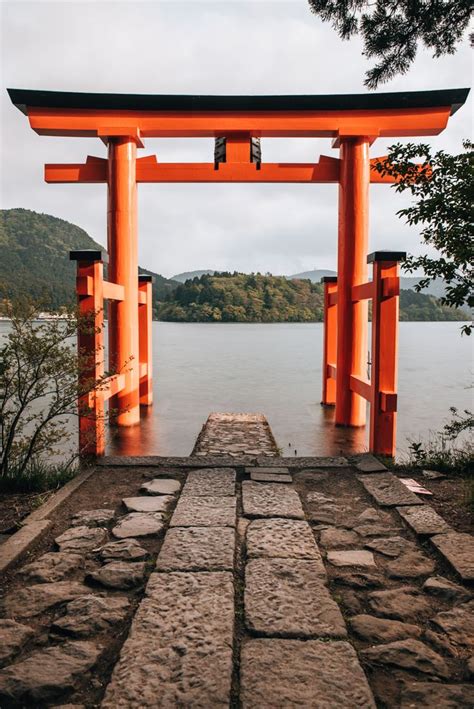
[0, 453, 473, 706]
[192, 412, 279, 457]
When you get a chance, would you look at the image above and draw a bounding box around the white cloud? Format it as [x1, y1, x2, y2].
[1, 0, 471, 277]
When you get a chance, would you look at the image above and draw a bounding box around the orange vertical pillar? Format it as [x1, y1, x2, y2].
[70, 249, 106, 456]
[107, 137, 140, 426]
[335, 137, 370, 427]
[369, 251, 405, 456]
[138, 274, 153, 406]
[321, 276, 337, 405]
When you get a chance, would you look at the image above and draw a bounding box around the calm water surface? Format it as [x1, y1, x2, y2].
[105, 321, 473, 460]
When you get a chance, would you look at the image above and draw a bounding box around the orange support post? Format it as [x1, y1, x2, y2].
[70, 249, 106, 456]
[107, 137, 140, 426]
[369, 251, 405, 457]
[335, 137, 370, 427]
[138, 275, 153, 406]
[321, 276, 338, 406]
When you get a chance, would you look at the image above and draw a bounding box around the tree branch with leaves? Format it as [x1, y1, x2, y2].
[373, 139, 473, 334]
[308, 0, 472, 88]
[0, 299, 117, 484]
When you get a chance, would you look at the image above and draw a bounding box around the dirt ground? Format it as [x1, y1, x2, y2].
[395, 470, 473, 533]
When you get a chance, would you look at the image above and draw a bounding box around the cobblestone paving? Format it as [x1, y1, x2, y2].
[192, 412, 279, 457]
[0, 453, 473, 707]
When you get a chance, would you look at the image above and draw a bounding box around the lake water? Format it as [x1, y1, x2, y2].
[105, 321, 473, 460]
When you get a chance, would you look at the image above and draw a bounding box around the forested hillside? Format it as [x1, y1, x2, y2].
[0, 209, 177, 310]
[157, 272, 470, 323]
[158, 273, 324, 322]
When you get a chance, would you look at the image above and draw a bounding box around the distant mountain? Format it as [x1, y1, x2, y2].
[289, 269, 337, 282]
[0, 209, 177, 311]
[171, 269, 215, 282]
[288, 268, 446, 299]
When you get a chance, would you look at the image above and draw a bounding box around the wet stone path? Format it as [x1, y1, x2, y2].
[0, 454, 473, 705]
[192, 412, 279, 458]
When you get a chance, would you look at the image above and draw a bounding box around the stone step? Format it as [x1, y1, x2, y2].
[192, 412, 279, 457]
[102, 571, 234, 708]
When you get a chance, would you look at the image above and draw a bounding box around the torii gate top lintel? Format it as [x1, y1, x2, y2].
[7, 87, 469, 140]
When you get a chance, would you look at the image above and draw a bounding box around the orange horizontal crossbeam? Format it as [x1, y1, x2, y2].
[328, 292, 338, 306]
[102, 374, 126, 402]
[138, 290, 147, 304]
[29, 106, 452, 139]
[352, 282, 374, 302]
[139, 362, 148, 378]
[381, 391, 398, 413]
[350, 375, 373, 403]
[45, 154, 399, 185]
[327, 364, 337, 379]
[102, 281, 124, 301]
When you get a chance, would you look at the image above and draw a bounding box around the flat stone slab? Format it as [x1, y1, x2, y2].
[193, 412, 278, 457]
[355, 454, 388, 473]
[122, 496, 174, 513]
[141, 478, 181, 495]
[170, 495, 236, 527]
[358, 473, 425, 507]
[430, 601, 474, 655]
[364, 536, 415, 558]
[55, 526, 108, 553]
[245, 558, 346, 638]
[396, 505, 451, 536]
[319, 527, 360, 549]
[423, 575, 471, 602]
[181, 468, 236, 496]
[361, 638, 449, 678]
[18, 551, 84, 583]
[242, 481, 304, 519]
[327, 550, 377, 568]
[156, 527, 235, 571]
[241, 638, 375, 708]
[350, 615, 421, 643]
[368, 587, 431, 622]
[71, 509, 115, 528]
[250, 471, 292, 482]
[112, 512, 165, 539]
[98, 539, 148, 563]
[385, 550, 435, 579]
[102, 571, 234, 708]
[89, 561, 146, 589]
[330, 569, 384, 589]
[0, 619, 34, 665]
[431, 532, 474, 581]
[255, 456, 349, 468]
[52, 595, 130, 637]
[246, 519, 323, 564]
[0, 640, 100, 704]
[246, 467, 290, 476]
[401, 682, 474, 708]
[4, 581, 90, 619]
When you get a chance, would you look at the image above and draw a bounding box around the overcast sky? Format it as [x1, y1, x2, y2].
[0, 0, 471, 278]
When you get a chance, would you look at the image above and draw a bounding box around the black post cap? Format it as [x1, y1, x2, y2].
[138, 274, 154, 283]
[367, 250, 406, 263]
[69, 249, 109, 264]
[321, 276, 338, 283]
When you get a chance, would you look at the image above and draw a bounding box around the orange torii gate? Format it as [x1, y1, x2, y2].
[8, 88, 469, 457]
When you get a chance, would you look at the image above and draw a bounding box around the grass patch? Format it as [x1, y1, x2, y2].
[0, 461, 76, 494]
